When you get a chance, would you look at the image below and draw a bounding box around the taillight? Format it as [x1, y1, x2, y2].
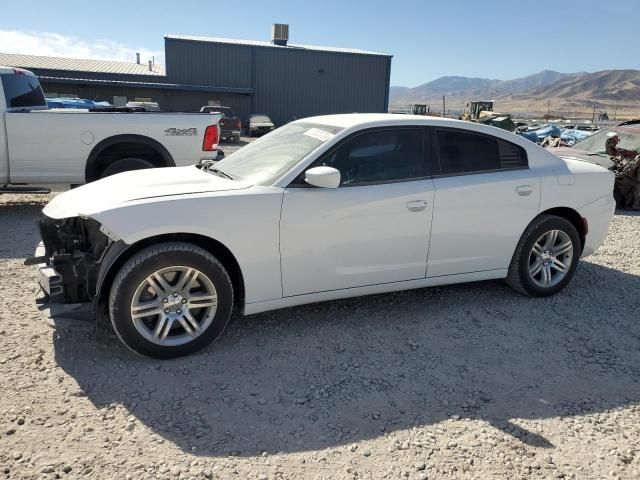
[236, 118, 241, 129]
[202, 125, 219, 151]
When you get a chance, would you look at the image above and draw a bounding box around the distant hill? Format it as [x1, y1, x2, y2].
[390, 69, 640, 117]
[390, 70, 583, 103]
[389, 86, 411, 100]
[504, 70, 640, 102]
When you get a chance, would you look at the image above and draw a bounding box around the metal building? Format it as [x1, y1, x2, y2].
[0, 25, 392, 125]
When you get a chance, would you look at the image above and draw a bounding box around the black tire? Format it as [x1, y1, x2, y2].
[506, 214, 581, 297]
[108, 242, 234, 359]
[100, 157, 154, 178]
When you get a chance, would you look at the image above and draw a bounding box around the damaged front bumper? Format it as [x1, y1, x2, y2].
[27, 216, 112, 327]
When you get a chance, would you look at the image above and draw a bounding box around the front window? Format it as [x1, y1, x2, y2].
[213, 122, 343, 185]
[320, 129, 423, 185]
[573, 129, 640, 154]
[1, 73, 47, 109]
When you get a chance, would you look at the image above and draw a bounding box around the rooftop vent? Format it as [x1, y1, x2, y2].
[136, 52, 141, 64]
[271, 23, 289, 46]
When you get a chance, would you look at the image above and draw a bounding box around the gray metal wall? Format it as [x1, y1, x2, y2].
[165, 39, 253, 89]
[165, 38, 391, 126]
[31, 38, 391, 126]
[253, 47, 390, 125]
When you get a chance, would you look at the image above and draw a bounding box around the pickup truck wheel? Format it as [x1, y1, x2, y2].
[108, 242, 234, 359]
[100, 157, 154, 178]
[506, 215, 580, 297]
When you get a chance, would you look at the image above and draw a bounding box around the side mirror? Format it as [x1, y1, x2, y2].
[304, 166, 341, 188]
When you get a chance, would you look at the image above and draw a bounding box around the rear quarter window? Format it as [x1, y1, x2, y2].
[1, 73, 47, 109]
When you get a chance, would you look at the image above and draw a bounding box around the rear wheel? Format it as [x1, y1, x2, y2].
[108, 242, 234, 358]
[506, 215, 581, 297]
[100, 157, 154, 178]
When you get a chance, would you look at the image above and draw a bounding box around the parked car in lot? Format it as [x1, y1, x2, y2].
[200, 106, 241, 143]
[246, 113, 275, 136]
[549, 125, 640, 209]
[0, 67, 222, 190]
[126, 101, 161, 112]
[32, 114, 615, 358]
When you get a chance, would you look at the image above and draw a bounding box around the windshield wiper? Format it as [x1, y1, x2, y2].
[206, 166, 234, 180]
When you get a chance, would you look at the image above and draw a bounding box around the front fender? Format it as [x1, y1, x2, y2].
[89, 189, 284, 304]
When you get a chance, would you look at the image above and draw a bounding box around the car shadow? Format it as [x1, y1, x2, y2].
[616, 209, 640, 217]
[0, 200, 48, 259]
[52, 261, 640, 457]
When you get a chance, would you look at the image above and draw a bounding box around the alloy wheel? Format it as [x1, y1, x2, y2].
[528, 229, 574, 288]
[130, 266, 218, 346]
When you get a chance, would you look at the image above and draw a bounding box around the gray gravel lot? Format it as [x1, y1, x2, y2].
[1, 150, 639, 479]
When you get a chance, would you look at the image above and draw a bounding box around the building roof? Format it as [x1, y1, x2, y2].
[0, 52, 165, 76]
[165, 34, 392, 57]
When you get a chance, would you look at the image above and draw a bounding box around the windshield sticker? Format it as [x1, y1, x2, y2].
[304, 128, 335, 142]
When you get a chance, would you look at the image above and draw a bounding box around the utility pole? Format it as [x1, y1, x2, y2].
[591, 105, 596, 123]
[442, 95, 446, 118]
[547, 99, 550, 117]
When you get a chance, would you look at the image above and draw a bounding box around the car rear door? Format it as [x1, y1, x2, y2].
[427, 127, 540, 277]
[279, 127, 435, 296]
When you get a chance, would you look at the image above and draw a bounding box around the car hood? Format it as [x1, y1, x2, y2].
[548, 146, 615, 169]
[43, 165, 249, 219]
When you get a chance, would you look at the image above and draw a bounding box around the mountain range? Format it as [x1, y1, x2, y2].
[390, 69, 640, 117]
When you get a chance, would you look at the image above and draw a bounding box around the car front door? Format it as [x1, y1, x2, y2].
[279, 127, 435, 297]
[427, 127, 540, 277]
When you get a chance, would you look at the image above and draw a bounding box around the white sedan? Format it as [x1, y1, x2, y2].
[33, 114, 615, 358]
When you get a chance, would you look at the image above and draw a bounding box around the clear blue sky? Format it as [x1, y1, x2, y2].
[2, 0, 638, 87]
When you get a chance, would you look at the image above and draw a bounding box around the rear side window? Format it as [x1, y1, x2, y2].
[436, 129, 527, 175]
[1, 73, 46, 109]
[321, 129, 423, 185]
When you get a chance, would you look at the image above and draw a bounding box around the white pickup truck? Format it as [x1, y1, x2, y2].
[0, 67, 222, 191]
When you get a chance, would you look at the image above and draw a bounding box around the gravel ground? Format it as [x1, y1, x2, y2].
[1, 157, 639, 479]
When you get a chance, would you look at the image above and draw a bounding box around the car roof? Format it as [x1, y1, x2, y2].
[613, 125, 640, 134]
[294, 113, 532, 145]
[298, 113, 480, 129]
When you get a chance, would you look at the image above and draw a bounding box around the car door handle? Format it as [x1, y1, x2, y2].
[406, 200, 428, 212]
[516, 185, 533, 196]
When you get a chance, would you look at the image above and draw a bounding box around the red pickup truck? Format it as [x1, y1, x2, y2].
[200, 106, 241, 143]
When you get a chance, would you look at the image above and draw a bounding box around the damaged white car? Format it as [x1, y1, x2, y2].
[31, 114, 616, 358]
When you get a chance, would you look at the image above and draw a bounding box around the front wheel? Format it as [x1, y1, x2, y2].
[108, 242, 234, 358]
[506, 215, 581, 297]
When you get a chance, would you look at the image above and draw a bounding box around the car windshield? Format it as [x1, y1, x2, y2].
[251, 115, 271, 123]
[573, 129, 640, 154]
[213, 122, 342, 185]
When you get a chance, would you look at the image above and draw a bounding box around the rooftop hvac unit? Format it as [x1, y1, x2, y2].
[272, 23, 289, 46]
